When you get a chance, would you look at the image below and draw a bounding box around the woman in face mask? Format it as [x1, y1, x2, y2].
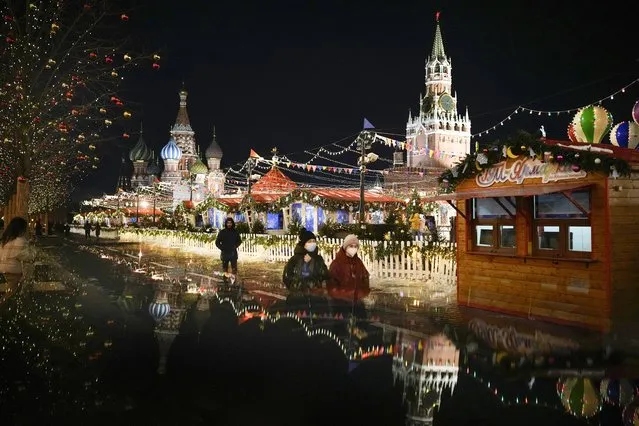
[282, 229, 329, 292]
[327, 234, 370, 304]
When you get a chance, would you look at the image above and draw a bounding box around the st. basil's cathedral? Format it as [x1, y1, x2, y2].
[122, 87, 225, 207]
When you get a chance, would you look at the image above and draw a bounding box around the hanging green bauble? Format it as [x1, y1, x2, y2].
[560, 377, 600, 418]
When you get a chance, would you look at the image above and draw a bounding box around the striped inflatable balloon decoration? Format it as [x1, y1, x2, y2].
[610, 121, 639, 150]
[571, 105, 613, 144]
[149, 301, 171, 321]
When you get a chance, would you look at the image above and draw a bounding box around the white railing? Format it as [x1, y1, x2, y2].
[119, 229, 456, 284]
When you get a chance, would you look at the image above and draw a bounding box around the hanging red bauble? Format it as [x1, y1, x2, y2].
[152, 63, 160, 70]
[120, 14, 129, 21]
[122, 133, 130, 139]
[105, 56, 113, 64]
[89, 52, 97, 58]
[5, 36, 14, 43]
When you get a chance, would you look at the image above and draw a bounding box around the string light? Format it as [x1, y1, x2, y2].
[473, 78, 639, 139]
[0, 2, 157, 213]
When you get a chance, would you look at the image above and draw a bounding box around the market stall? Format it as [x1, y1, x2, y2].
[431, 138, 639, 331]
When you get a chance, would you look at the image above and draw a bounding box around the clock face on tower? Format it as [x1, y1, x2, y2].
[439, 93, 455, 112]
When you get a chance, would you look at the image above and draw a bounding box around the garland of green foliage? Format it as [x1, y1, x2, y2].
[237, 189, 405, 213]
[122, 228, 454, 261]
[122, 228, 218, 244]
[374, 241, 456, 261]
[438, 131, 632, 193]
[195, 196, 232, 213]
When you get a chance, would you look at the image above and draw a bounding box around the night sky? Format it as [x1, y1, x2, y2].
[79, 0, 639, 198]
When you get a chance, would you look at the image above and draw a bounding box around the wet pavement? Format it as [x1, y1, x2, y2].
[0, 235, 637, 425]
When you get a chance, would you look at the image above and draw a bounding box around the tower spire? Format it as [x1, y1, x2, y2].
[431, 12, 446, 60]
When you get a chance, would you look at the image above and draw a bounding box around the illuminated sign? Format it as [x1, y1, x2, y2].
[476, 158, 587, 187]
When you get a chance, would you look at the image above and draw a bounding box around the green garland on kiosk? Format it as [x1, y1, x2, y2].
[438, 131, 632, 193]
[236, 189, 405, 213]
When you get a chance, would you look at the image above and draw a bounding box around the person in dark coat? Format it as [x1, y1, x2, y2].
[215, 217, 242, 275]
[282, 229, 330, 315]
[95, 223, 101, 240]
[83, 221, 91, 239]
[282, 230, 329, 292]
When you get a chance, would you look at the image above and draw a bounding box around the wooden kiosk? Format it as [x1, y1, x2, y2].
[431, 138, 639, 331]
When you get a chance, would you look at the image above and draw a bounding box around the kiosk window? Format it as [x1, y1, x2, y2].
[471, 197, 516, 253]
[533, 190, 591, 258]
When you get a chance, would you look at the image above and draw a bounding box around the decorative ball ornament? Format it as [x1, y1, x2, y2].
[600, 378, 637, 406]
[623, 395, 639, 426]
[560, 377, 600, 418]
[571, 105, 613, 144]
[149, 300, 170, 322]
[632, 100, 639, 126]
[567, 123, 578, 143]
[610, 121, 639, 149]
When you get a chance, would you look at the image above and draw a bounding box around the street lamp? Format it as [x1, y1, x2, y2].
[357, 121, 377, 228]
[136, 188, 140, 225]
[246, 154, 258, 232]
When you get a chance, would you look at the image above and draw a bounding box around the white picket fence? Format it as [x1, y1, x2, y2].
[119, 230, 456, 285]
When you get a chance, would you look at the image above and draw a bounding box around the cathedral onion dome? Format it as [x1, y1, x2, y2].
[160, 137, 182, 161]
[129, 133, 152, 162]
[146, 159, 160, 176]
[205, 129, 223, 159]
[189, 158, 208, 175]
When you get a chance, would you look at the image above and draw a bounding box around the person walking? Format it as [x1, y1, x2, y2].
[84, 220, 91, 239]
[215, 217, 242, 277]
[0, 217, 32, 305]
[327, 234, 370, 319]
[95, 223, 101, 240]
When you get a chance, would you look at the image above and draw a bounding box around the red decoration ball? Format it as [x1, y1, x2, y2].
[572, 165, 581, 172]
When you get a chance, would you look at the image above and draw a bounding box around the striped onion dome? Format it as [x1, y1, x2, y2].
[129, 132, 153, 162]
[189, 158, 208, 175]
[160, 137, 182, 161]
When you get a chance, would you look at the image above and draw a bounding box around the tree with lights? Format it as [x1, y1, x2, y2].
[0, 0, 159, 221]
[406, 189, 423, 217]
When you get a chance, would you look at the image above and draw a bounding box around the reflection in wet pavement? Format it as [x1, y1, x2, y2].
[0, 237, 637, 425]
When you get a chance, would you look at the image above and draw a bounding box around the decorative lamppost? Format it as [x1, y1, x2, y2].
[357, 119, 378, 229]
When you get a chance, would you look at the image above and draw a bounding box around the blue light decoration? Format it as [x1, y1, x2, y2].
[266, 212, 283, 230]
[336, 209, 349, 224]
[317, 207, 325, 226]
[305, 205, 314, 231]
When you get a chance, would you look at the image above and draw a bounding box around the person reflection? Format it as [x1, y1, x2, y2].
[327, 234, 370, 319]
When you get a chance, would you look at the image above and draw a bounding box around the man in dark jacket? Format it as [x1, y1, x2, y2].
[215, 217, 242, 275]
